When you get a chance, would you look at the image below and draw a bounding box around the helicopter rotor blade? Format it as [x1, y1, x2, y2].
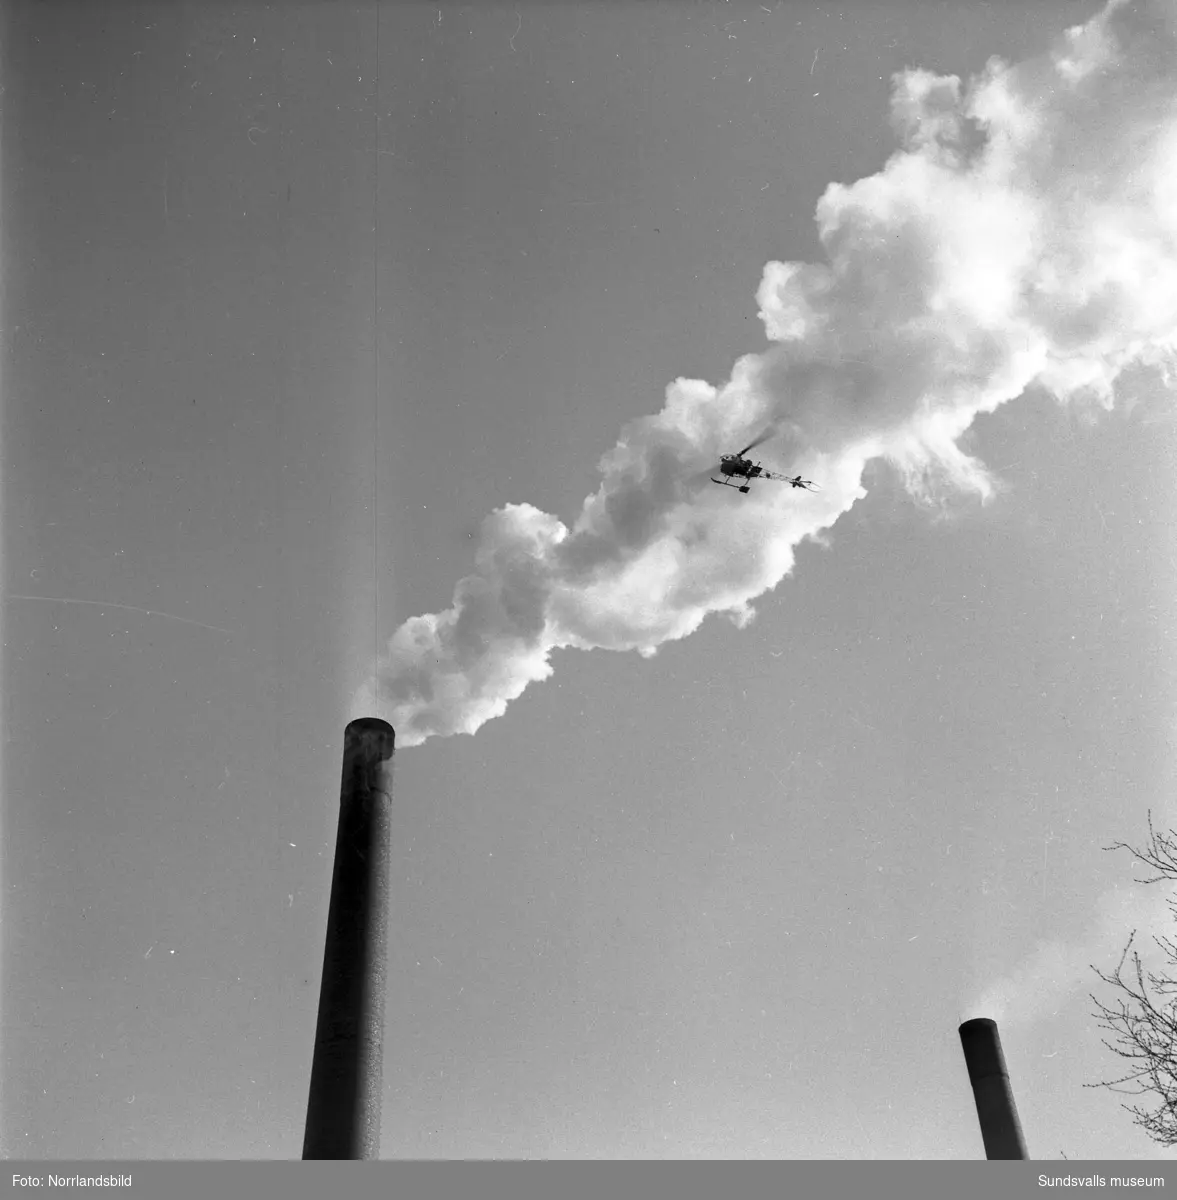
[736, 429, 775, 457]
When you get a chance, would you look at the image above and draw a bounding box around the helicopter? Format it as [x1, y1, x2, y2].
[709, 432, 820, 494]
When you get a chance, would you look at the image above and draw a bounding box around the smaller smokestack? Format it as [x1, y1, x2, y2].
[958, 1017, 1029, 1159]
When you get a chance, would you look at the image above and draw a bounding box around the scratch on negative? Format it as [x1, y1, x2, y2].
[509, 11, 521, 52]
[5, 594, 233, 635]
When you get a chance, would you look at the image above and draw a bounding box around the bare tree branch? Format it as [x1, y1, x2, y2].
[1103, 811, 1177, 887]
[1089, 812, 1177, 1147]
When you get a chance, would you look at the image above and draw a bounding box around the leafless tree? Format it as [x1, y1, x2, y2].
[1088, 812, 1177, 1146]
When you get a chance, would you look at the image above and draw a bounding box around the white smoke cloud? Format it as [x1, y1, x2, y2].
[964, 884, 1175, 1029]
[361, 0, 1177, 747]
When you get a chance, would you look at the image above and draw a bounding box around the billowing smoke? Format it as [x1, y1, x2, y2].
[360, 0, 1177, 747]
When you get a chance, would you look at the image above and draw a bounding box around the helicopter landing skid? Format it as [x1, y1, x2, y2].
[711, 477, 751, 493]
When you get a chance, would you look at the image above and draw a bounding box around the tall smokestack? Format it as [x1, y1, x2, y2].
[302, 718, 395, 1159]
[958, 1017, 1029, 1160]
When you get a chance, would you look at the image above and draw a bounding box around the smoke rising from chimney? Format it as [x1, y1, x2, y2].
[359, 0, 1177, 747]
[965, 884, 1174, 1030]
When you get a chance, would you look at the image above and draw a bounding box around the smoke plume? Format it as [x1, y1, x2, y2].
[964, 884, 1175, 1029]
[361, 0, 1177, 747]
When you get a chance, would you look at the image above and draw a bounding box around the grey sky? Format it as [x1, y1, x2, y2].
[5, 0, 1176, 1161]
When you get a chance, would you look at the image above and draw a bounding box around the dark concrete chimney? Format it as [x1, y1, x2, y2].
[303, 718, 395, 1159]
[958, 1017, 1029, 1159]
